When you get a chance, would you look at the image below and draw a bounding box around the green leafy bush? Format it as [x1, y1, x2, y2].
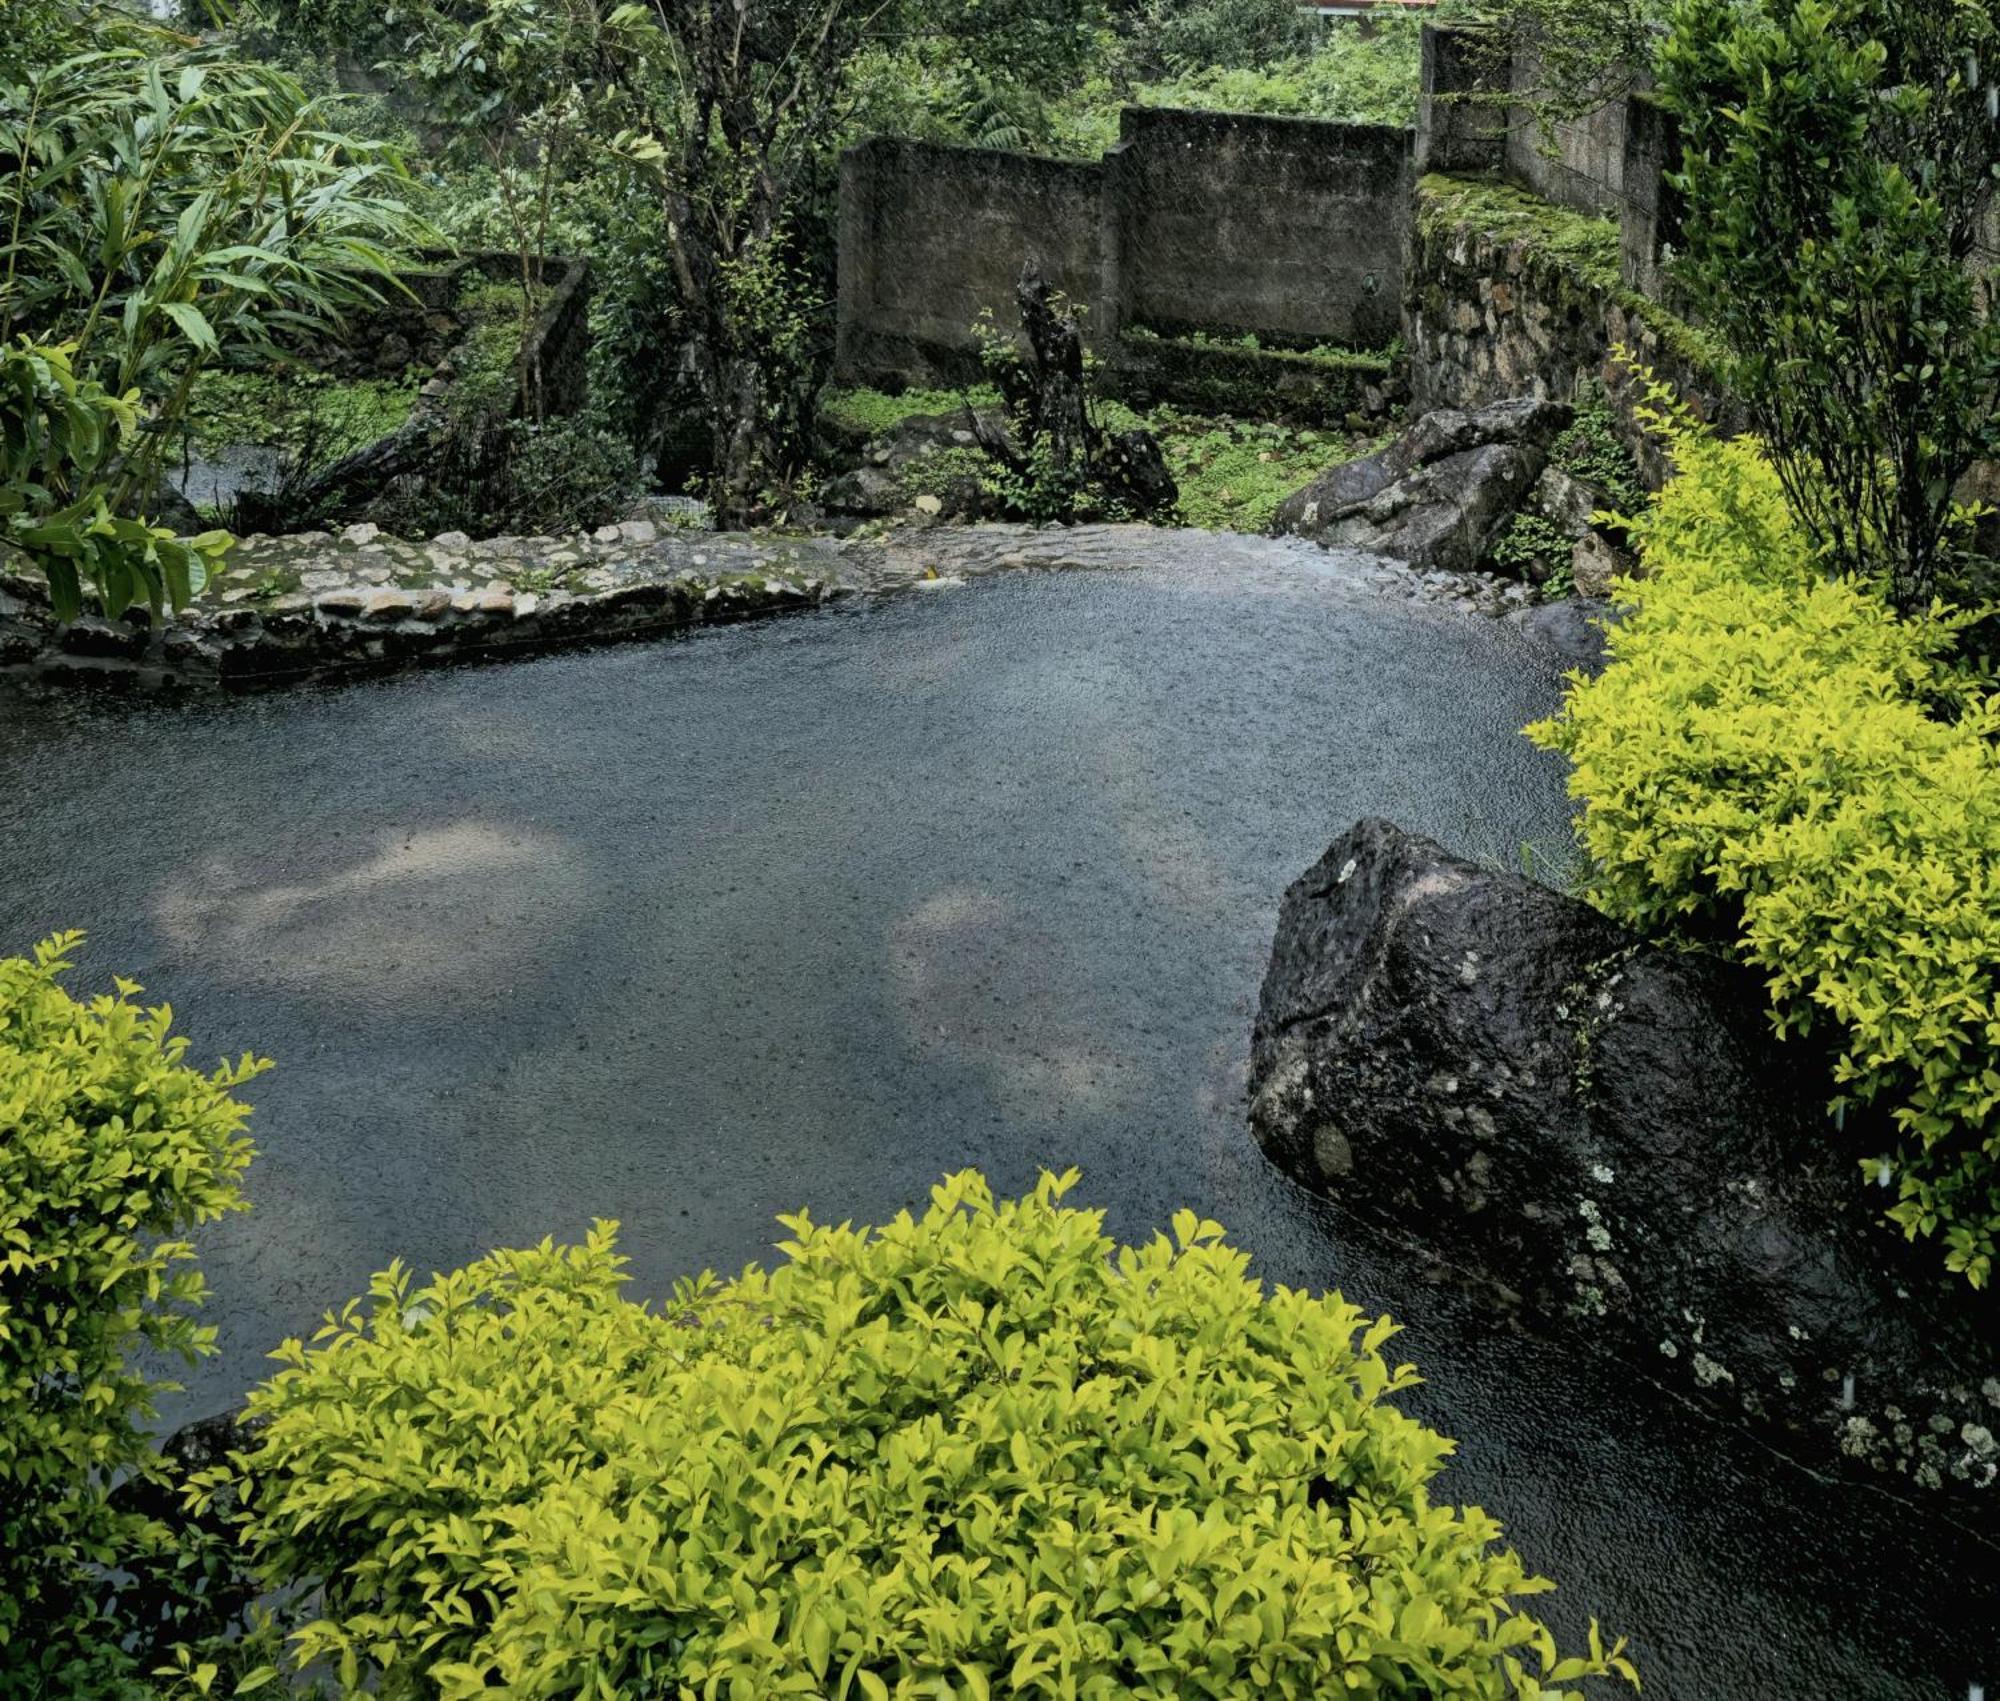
[0, 11, 422, 616]
[1134, 14, 1424, 127]
[1658, 0, 2000, 612]
[1, 339, 230, 621]
[1527, 391, 2000, 1286]
[0, 934, 265, 1689]
[471, 414, 644, 536]
[232, 1171, 1634, 1698]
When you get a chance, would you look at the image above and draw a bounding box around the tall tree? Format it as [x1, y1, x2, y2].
[598, 0, 1104, 522]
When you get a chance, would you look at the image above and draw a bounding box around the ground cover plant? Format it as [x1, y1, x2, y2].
[185, 371, 420, 464]
[1489, 386, 1643, 592]
[227, 1170, 1636, 1698]
[1529, 386, 2000, 1287]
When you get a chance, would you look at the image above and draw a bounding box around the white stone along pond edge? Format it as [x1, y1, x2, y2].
[0, 519, 1553, 692]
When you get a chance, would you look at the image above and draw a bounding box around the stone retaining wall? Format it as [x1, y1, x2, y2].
[0, 526, 820, 691]
[1405, 193, 1742, 489]
[0, 520, 1537, 694]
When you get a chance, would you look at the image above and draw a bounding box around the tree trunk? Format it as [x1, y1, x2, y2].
[1015, 264, 1090, 484]
[708, 348, 774, 528]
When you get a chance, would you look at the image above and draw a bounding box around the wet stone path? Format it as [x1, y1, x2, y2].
[0, 519, 1551, 690]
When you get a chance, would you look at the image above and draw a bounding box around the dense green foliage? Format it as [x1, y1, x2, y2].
[850, 12, 1422, 158]
[0, 6, 422, 614]
[0, 935, 265, 1693]
[1658, 0, 2000, 613]
[267, 0, 1422, 511]
[228, 1171, 1634, 1698]
[1138, 0, 1319, 72]
[1125, 13, 1422, 129]
[348, 0, 1108, 520]
[1528, 391, 2000, 1287]
[0, 339, 231, 620]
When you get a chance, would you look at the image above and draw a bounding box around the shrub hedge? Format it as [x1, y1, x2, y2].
[0, 934, 265, 1691]
[229, 1171, 1635, 1698]
[1528, 393, 2000, 1287]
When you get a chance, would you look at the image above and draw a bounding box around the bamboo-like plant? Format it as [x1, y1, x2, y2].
[0, 10, 426, 620]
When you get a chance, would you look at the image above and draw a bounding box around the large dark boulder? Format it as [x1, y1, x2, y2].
[1271, 396, 1573, 570]
[1250, 819, 2000, 1513]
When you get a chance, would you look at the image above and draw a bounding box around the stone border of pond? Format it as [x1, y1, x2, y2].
[0, 521, 1550, 693]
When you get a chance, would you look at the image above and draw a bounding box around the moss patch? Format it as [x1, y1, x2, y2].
[819, 385, 1002, 436]
[185, 367, 420, 457]
[445, 279, 541, 427]
[1417, 172, 1726, 372]
[1416, 173, 1624, 291]
[1124, 325, 1396, 373]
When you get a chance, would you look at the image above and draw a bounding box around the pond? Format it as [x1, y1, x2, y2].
[1, 544, 1992, 1698]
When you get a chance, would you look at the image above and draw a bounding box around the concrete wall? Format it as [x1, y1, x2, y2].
[837, 139, 1101, 386]
[1505, 51, 1627, 218]
[834, 108, 1412, 399]
[1108, 108, 1411, 349]
[1413, 26, 1677, 297]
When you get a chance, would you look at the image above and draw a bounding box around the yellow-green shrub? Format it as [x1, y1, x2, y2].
[1527, 396, 2000, 1287]
[232, 1171, 1635, 1699]
[0, 934, 265, 1687]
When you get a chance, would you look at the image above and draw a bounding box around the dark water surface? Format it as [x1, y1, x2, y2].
[2, 551, 1992, 1697]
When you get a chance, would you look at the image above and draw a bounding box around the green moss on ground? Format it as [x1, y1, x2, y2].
[1488, 384, 1645, 594]
[447, 279, 541, 425]
[1143, 409, 1384, 532]
[185, 367, 421, 457]
[1123, 325, 1396, 374]
[819, 384, 1001, 436]
[822, 386, 1383, 534]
